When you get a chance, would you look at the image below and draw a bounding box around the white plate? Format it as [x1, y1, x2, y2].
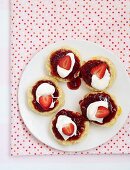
[18, 40, 130, 152]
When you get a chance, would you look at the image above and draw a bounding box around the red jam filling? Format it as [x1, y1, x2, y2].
[52, 109, 86, 141]
[50, 49, 80, 80]
[80, 60, 110, 86]
[67, 77, 81, 90]
[32, 80, 59, 112]
[79, 92, 117, 125]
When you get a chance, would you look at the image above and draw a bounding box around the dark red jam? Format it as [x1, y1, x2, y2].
[80, 60, 110, 86]
[52, 109, 87, 141]
[32, 80, 59, 112]
[79, 92, 117, 125]
[67, 77, 81, 90]
[50, 49, 80, 80]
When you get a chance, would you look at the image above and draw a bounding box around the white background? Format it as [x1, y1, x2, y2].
[0, 0, 130, 169]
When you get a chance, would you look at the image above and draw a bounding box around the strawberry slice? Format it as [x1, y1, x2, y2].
[95, 106, 110, 118]
[58, 55, 71, 70]
[62, 123, 74, 136]
[91, 63, 107, 79]
[39, 95, 52, 110]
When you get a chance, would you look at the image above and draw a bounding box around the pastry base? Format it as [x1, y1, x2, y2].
[27, 76, 64, 116]
[82, 91, 122, 127]
[50, 115, 89, 145]
[46, 46, 82, 82]
[82, 56, 116, 91]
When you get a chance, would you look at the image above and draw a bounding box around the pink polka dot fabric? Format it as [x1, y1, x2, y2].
[10, 0, 130, 156]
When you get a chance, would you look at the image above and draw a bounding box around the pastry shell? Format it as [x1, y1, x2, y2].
[81, 56, 116, 91]
[50, 112, 89, 145]
[81, 91, 121, 127]
[27, 76, 64, 116]
[46, 46, 82, 82]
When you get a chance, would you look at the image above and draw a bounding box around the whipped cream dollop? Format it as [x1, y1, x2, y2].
[91, 69, 110, 90]
[87, 100, 108, 123]
[36, 83, 55, 108]
[56, 115, 77, 140]
[57, 53, 75, 78]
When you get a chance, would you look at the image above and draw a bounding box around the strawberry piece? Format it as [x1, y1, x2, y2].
[58, 55, 71, 70]
[91, 63, 107, 79]
[62, 123, 74, 136]
[39, 95, 52, 110]
[95, 106, 110, 118]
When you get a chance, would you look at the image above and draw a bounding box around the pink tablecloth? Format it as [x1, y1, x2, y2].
[10, 0, 130, 156]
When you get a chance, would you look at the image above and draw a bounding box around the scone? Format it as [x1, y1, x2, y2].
[50, 109, 89, 145]
[46, 47, 82, 82]
[27, 76, 64, 116]
[79, 92, 121, 127]
[80, 56, 116, 91]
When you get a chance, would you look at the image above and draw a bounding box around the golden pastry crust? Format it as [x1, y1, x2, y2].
[83, 91, 121, 127]
[46, 46, 82, 82]
[50, 113, 89, 145]
[82, 56, 116, 91]
[27, 76, 64, 116]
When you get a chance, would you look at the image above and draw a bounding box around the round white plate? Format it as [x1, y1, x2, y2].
[18, 40, 130, 152]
